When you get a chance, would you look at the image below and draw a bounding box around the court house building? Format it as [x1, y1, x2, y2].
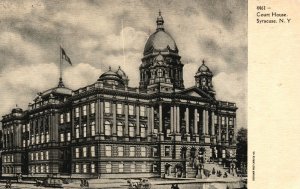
[1, 12, 238, 179]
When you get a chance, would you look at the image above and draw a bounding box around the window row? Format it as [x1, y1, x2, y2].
[105, 162, 149, 173]
[29, 151, 49, 161]
[2, 166, 15, 174]
[105, 102, 147, 116]
[60, 132, 71, 142]
[104, 146, 148, 157]
[75, 121, 95, 138]
[75, 163, 96, 173]
[60, 112, 71, 124]
[104, 121, 147, 137]
[75, 103, 95, 118]
[29, 164, 49, 173]
[2, 155, 14, 163]
[30, 132, 50, 144]
[75, 146, 96, 158]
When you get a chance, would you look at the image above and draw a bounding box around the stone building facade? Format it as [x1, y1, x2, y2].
[1, 12, 237, 179]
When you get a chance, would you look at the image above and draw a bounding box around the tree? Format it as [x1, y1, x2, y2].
[236, 128, 247, 174]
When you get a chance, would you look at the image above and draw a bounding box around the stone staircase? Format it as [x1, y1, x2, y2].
[202, 162, 234, 178]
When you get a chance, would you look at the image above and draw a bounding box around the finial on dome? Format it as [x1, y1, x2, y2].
[156, 10, 164, 31]
[202, 59, 205, 65]
[109, 66, 111, 71]
[58, 77, 65, 88]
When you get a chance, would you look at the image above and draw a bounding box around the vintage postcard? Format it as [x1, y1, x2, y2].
[0, 0, 299, 189]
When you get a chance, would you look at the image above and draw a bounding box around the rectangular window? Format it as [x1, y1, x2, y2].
[76, 125, 80, 138]
[76, 148, 80, 158]
[117, 103, 123, 114]
[119, 163, 124, 173]
[41, 165, 44, 173]
[36, 152, 39, 160]
[60, 133, 64, 142]
[129, 146, 135, 157]
[36, 135, 40, 144]
[90, 102, 95, 114]
[214, 115, 218, 124]
[129, 126, 135, 137]
[22, 124, 26, 133]
[130, 164, 135, 172]
[104, 102, 111, 113]
[129, 105, 134, 115]
[83, 124, 87, 137]
[31, 153, 34, 161]
[153, 147, 158, 157]
[23, 140, 26, 147]
[117, 125, 123, 137]
[83, 147, 87, 157]
[153, 128, 158, 134]
[75, 107, 80, 118]
[66, 112, 70, 122]
[105, 123, 111, 136]
[46, 165, 49, 173]
[165, 146, 170, 157]
[141, 147, 146, 157]
[118, 146, 124, 157]
[60, 114, 64, 124]
[67, 132, 71, 141]
[46, 132, 49, 142]
[83, 164, 87, 173]
[222, 117, 225, 125]
[105, 146, 112, 157]
[40, 151, 44, 160]
[140, 127, 146, 138]
[82, 105, 87, 116]
[229, 118, 233, 125]
[45, 151, 49, 160]
[91, 163, 95, 173]
[141, 164, 146, 172]
[90, 121, 95, 136]
[140, 106, 146, 117]
[75, 164, 80, 173]
[91, 146, 95, 157]
[106, 163, 112, 173]
[41, 134, 44, 143]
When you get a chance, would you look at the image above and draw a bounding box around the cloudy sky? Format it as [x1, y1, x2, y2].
[0, 0, 247, 128]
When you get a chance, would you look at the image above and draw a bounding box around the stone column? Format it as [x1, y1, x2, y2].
[185, 107, 190, 141]
[175, 106, 181, 141]
[136, 105, 140, 141]
[147, 106, 151, 141]
[100, 101, 104, 139]
[211, 111, 215, 136]
[170, 106, 174, 134]
[194, 108, 199, 142]
[211, 111, 216, 144]
[218, 115, 222, 144]
[202, 109, 206, 135]
[226, 116, 229, 143]
[124, 104, 129, 141]
[151, 106, 154, 134]
[112, 103, 117, 140]
[159, 104, 164, 141]
[205, 110, 209, 135]
[233, 117, 237, 144]
[95, 99, 100, 135]
[176, 106, 180, 133]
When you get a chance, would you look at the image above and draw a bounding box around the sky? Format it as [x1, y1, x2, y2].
[0, 0, 247, 128]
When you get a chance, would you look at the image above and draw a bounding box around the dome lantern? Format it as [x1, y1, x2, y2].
[156, 10, 164, 31]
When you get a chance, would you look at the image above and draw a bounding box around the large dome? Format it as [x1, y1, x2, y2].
[143, 30, 178, 56]
[143, 11, 178, 56]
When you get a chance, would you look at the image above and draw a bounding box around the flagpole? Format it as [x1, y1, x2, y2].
[58, 45, 64, 87]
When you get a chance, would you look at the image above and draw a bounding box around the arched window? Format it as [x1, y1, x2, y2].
[129, 123, 135, 137]
[140, 124, 146, 138]
[117, 122, 123, 137]
[105, 121, 111, 136]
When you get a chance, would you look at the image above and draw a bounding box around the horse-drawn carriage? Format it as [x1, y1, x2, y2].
[127, 178, 151, 189]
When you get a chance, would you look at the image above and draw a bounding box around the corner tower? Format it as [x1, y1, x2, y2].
[139, 11, 184, 92]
